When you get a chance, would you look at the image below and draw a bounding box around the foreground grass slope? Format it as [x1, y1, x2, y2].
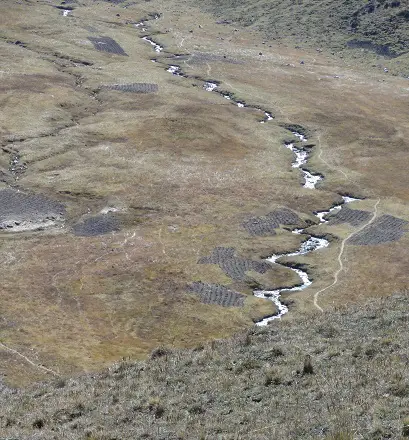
[1, 292, 408, 439]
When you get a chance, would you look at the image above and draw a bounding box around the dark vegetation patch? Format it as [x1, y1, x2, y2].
[1, 294, 408, 438]
[87, 36, 128, 56]
[346, 39, 397, 57]
[243, 208, 301, 236]
[72, 214, 120, 236]
[0, 188, 65, 230]
[195, 0, 409, 58]
[188, 281, 245, 306]
[104, 83, 158, 93]
[198, 247, 270, 280]
[327, 206, 372, 226]
[350, 214, 408, 245]
[54, 5, 75, 10]
[281, 124, 308, 137]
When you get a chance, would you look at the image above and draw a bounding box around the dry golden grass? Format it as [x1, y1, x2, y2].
[0, 0, 408, 386]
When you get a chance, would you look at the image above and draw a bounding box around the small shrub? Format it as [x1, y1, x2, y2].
[318, 324, 339, 338]
[390, 382, 409, 397]
[239, 332, 252, 346]
[5, 418, 15, 427]
[402, 417, 409, 436]
[264, 368, 282, 386]
[154, 405, 165, 419]
[189, 404, 205, 414]
[54, 378, 66, 389]
[235, 358, 261, 374]
[32, 418, 44, 429]
[303, 355, 314, 375]
[364, 346, 377, 358]
[150, 346, 169, 359]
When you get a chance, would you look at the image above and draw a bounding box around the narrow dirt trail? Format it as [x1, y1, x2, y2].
[0, 342, 60, 377]
[313, 198, 380, 312]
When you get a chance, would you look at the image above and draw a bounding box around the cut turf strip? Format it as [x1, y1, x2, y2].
[104, 83, 158, 93]
[327, 206, 371, 226]
[72, 214, 120, 236]
[88, 36, 128, 56]
[349, 214, 408, 245]
[0, 188, 65, 232]
[188, 282, 245, 307]
[242, 208, 302, 236]
[198, 247, 271, 281]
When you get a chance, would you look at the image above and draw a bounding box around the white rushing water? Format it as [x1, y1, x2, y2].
[303, 170, 323, 189]
[342, 195, 360, 204]
[260, 111, 274, 123]
[315, 206, 341, 223]
[292, 131, 308, 142]
[256, 194, 361, 325]
[256, 235, 329, 326]
[142, 36, 163, 53]
[138, 15, 356, 327]
[167, 65, 183, 76]
[203, 82, 218, 92]
[284, 142, 323, 189]
[254, 290, 288, 323]
[315, 195, 361, 223]
[285, 143, 308, 168]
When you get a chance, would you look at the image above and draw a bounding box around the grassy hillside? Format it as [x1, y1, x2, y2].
[196, 0, 409, 61]
[1, 292, 408, 439]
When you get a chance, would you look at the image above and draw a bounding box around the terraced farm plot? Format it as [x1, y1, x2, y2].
[0, 189, 65, 231]
[198, 247, 271, 280]
[350, 215, 408, 245]
[327, 206, 371, 226]
[188, 282, 245, 307]
[87, 36, 128, 56]
[104, 83, 158, 93]
[243, 208, 302, 236]
[72, 214, 120, 236]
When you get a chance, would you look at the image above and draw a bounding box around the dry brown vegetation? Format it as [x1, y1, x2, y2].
[0, 0, 408, 389]
[1, 293, 408, 439]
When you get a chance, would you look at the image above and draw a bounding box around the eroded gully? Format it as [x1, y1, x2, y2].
[138, 16, 360, 325]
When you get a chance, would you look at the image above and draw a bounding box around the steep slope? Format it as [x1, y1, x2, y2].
[1, 293, 408, 439]
[196, 0, 409, 60]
